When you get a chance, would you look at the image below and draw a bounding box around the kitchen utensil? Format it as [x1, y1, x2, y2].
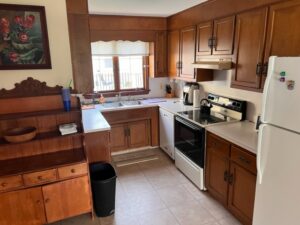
[200, 98, 213, 115]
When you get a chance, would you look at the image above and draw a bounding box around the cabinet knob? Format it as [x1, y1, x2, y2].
[71, 169, 76, 173]
[36, 200, 41, 204]
[45, 198, 50, 203]
[1, 182, 7, 187]
[37, 176, 43, 180]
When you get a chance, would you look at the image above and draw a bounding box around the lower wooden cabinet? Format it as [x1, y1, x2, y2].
[110, 120, 150, 152]
[43, 176, 91, 223]
[205, 132, 256, 225]
[0, 187, 46, 225]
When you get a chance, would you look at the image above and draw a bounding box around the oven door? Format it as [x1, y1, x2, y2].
[175, 116, 205, 168]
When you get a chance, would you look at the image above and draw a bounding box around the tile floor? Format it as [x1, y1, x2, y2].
[52, 149, 242, 225]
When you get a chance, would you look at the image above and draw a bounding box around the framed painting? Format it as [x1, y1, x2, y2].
[0, 4, 51, 69]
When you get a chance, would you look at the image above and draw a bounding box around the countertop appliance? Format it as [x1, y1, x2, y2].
[175, 93, 247, 190]
[183, 83, 199, 105]
[253, 57, 300, 225]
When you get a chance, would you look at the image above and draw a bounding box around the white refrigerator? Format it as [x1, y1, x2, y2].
[253, 56, 300, 225]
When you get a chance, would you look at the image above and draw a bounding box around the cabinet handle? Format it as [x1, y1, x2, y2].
[128, 128, 131, 137]
[36, 200, 41, 204]
[212, 37, 217, 48]
[71, 169, 76, 173]
[239, 156, 251, 164]
[1, 182, 7, 187]
[224, 171, 229, 182]
[256, 63, 263, 75]
[45, 198, 50, 203]
[262, 62, 268, 75]
[208, 38, 213, 48]
[228, 174, 234, 185]
[37, 176, 43, 180]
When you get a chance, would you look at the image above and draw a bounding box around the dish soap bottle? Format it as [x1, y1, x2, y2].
[99, 94, 106, 104]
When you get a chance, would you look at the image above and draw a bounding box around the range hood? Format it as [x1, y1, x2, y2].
[192, 59, 233, 70]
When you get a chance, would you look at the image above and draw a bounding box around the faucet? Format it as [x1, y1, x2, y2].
[116, 92, 122, 102]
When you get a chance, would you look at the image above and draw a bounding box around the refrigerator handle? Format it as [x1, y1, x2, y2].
[257, 124, 266, 184]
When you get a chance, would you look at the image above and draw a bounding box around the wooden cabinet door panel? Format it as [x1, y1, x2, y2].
[232, 8, 268, 89]
[155, 31, 167, 77]
[265, 0, 300, 60]
[168, 30, 180, 78]
[180, 26, 196, 78]
[128, 120, 149, 149]
[43, 176, 91, 223]
[228, 163, 256, 225]
[110, 124, 128, 152]
[205, 149, 230, 205]
[196, 21, 213, 56]
[0, 187, 46, 225]
[213, 16, 235, 55]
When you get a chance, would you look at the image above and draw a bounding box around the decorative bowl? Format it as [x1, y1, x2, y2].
[4, 127, 37, 143]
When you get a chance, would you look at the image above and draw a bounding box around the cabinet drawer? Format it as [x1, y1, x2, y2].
[0, 175, 23, 191]
[207, 133, 230, 157]
[231, 146, 256, 174]
[23, 169, 57, 186]
[58, 163, 87, 179]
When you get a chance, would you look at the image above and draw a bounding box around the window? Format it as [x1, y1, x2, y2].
[91, 41, 150, 95]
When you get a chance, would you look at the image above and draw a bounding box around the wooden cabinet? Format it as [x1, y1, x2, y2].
[205, 132, 256, 225]
[196, 16, 235, 57]
[167, 30, 180, 78]
[232, 7, 268, 90]
[152, 31, 167, 77]
[43, 176, 91, 223]
[0, 187, 46, 225]
[110, 120, 150, 152]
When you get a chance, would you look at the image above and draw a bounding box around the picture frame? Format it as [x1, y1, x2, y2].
[0, 4, 51, 70]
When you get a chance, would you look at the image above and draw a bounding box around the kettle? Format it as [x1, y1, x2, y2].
[200, 98, 213, 115]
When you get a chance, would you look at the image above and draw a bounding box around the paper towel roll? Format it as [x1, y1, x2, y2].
[193, 89, 201, 108]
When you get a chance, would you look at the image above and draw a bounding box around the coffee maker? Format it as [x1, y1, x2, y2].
[183, 83, 199, 105]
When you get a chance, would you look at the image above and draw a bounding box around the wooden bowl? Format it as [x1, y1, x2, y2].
[4, 127, 37, 143]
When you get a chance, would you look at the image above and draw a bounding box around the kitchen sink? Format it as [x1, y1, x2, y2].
[102, 102, 123, 108]
[121, 100, 142, 106]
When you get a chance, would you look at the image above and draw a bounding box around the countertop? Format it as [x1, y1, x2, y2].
[206, 121, 258, 154]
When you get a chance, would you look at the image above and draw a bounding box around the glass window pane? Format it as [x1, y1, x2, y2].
[119, 56, 144, 90]
[92, 56, 115, 92]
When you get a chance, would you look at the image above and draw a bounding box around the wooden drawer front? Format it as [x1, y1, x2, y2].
[0, 175, 23, 191]
[231, 146, 256, 174]
[24, 169, 57, 186]
[207, 133, 230, 157]
[58, 163, 87, 179]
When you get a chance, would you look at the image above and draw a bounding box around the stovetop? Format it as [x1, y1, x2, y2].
[177, 109, 236, 126]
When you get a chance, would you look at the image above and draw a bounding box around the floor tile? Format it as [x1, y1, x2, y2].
[156, 184, 195, 207]
[99, 213, 140, 225]
[217, 215, 242, 225]
[138, 209, 180, 225]
[169, 200, 217, 225]
[199, 197, 232, 220]
[183, 181, 209, 200]
[60, 214, 99, 225]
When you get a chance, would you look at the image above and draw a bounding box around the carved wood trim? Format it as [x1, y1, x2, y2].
[0, 77, 66, 98]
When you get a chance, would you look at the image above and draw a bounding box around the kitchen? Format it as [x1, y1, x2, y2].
[0, 0, 299, 225]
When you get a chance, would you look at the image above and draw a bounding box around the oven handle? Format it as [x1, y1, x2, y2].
[175, 116, 202, 131]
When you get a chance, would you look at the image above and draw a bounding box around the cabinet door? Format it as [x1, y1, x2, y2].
[205, 133, 231, 205]
[43, 176, 91, 223]
[196, 21, 213, 56]
[155, 31, 167, 77]
[110, 124, 128, 152]
[232, 8, 268, 90]
[128, 120, 149, 149]
[168, 30, 180, 78]
[228, 163, 256, 225]
[159, 108, 174, 159]
[212, 16, 235, 55]
[0, 187, 46, 225]
[179, 26, 196, 79]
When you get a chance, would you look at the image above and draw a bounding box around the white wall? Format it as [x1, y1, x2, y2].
[0, 0, 73, 89]
[173, 70, 262, 122]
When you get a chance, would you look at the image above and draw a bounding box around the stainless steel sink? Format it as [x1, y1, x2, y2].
[102, 102, 123, 108]
[121, 100, 142, 106]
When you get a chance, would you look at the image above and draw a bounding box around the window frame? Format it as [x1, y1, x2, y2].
[93, 55, 150, 97]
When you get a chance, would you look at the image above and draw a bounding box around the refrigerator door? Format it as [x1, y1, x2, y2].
[253, 124, 300, 225]
[261, 56, 300, 133]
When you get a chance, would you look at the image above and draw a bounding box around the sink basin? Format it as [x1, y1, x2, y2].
[121, 100, 142, 106]
[102, 102, 123, 108]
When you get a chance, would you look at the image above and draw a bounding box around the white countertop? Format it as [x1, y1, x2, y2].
[206, 121, 258, 154]
[82, 108, 111, 133]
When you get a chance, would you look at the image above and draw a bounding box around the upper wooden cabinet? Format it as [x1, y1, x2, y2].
[167, 30, 180, 78]
[196, 16, 235, 57]
[264, 0, 300, 63]
[155, 31, 168, 77]
[232, 8, 268, 90]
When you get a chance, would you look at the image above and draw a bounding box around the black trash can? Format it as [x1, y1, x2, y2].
[89, 162, 117, 217]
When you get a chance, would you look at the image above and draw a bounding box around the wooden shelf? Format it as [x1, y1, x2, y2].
[0, 129, 83, 147]
[0, 148, 86, 177]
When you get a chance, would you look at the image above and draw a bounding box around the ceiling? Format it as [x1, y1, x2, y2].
[88, 0, 208, 17]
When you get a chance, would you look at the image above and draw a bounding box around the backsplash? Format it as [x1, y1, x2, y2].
[173, 70, 262, 122]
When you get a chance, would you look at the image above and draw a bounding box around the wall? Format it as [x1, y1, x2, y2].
[0, 0, 73, 90]
[174, 71, 262, 122]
